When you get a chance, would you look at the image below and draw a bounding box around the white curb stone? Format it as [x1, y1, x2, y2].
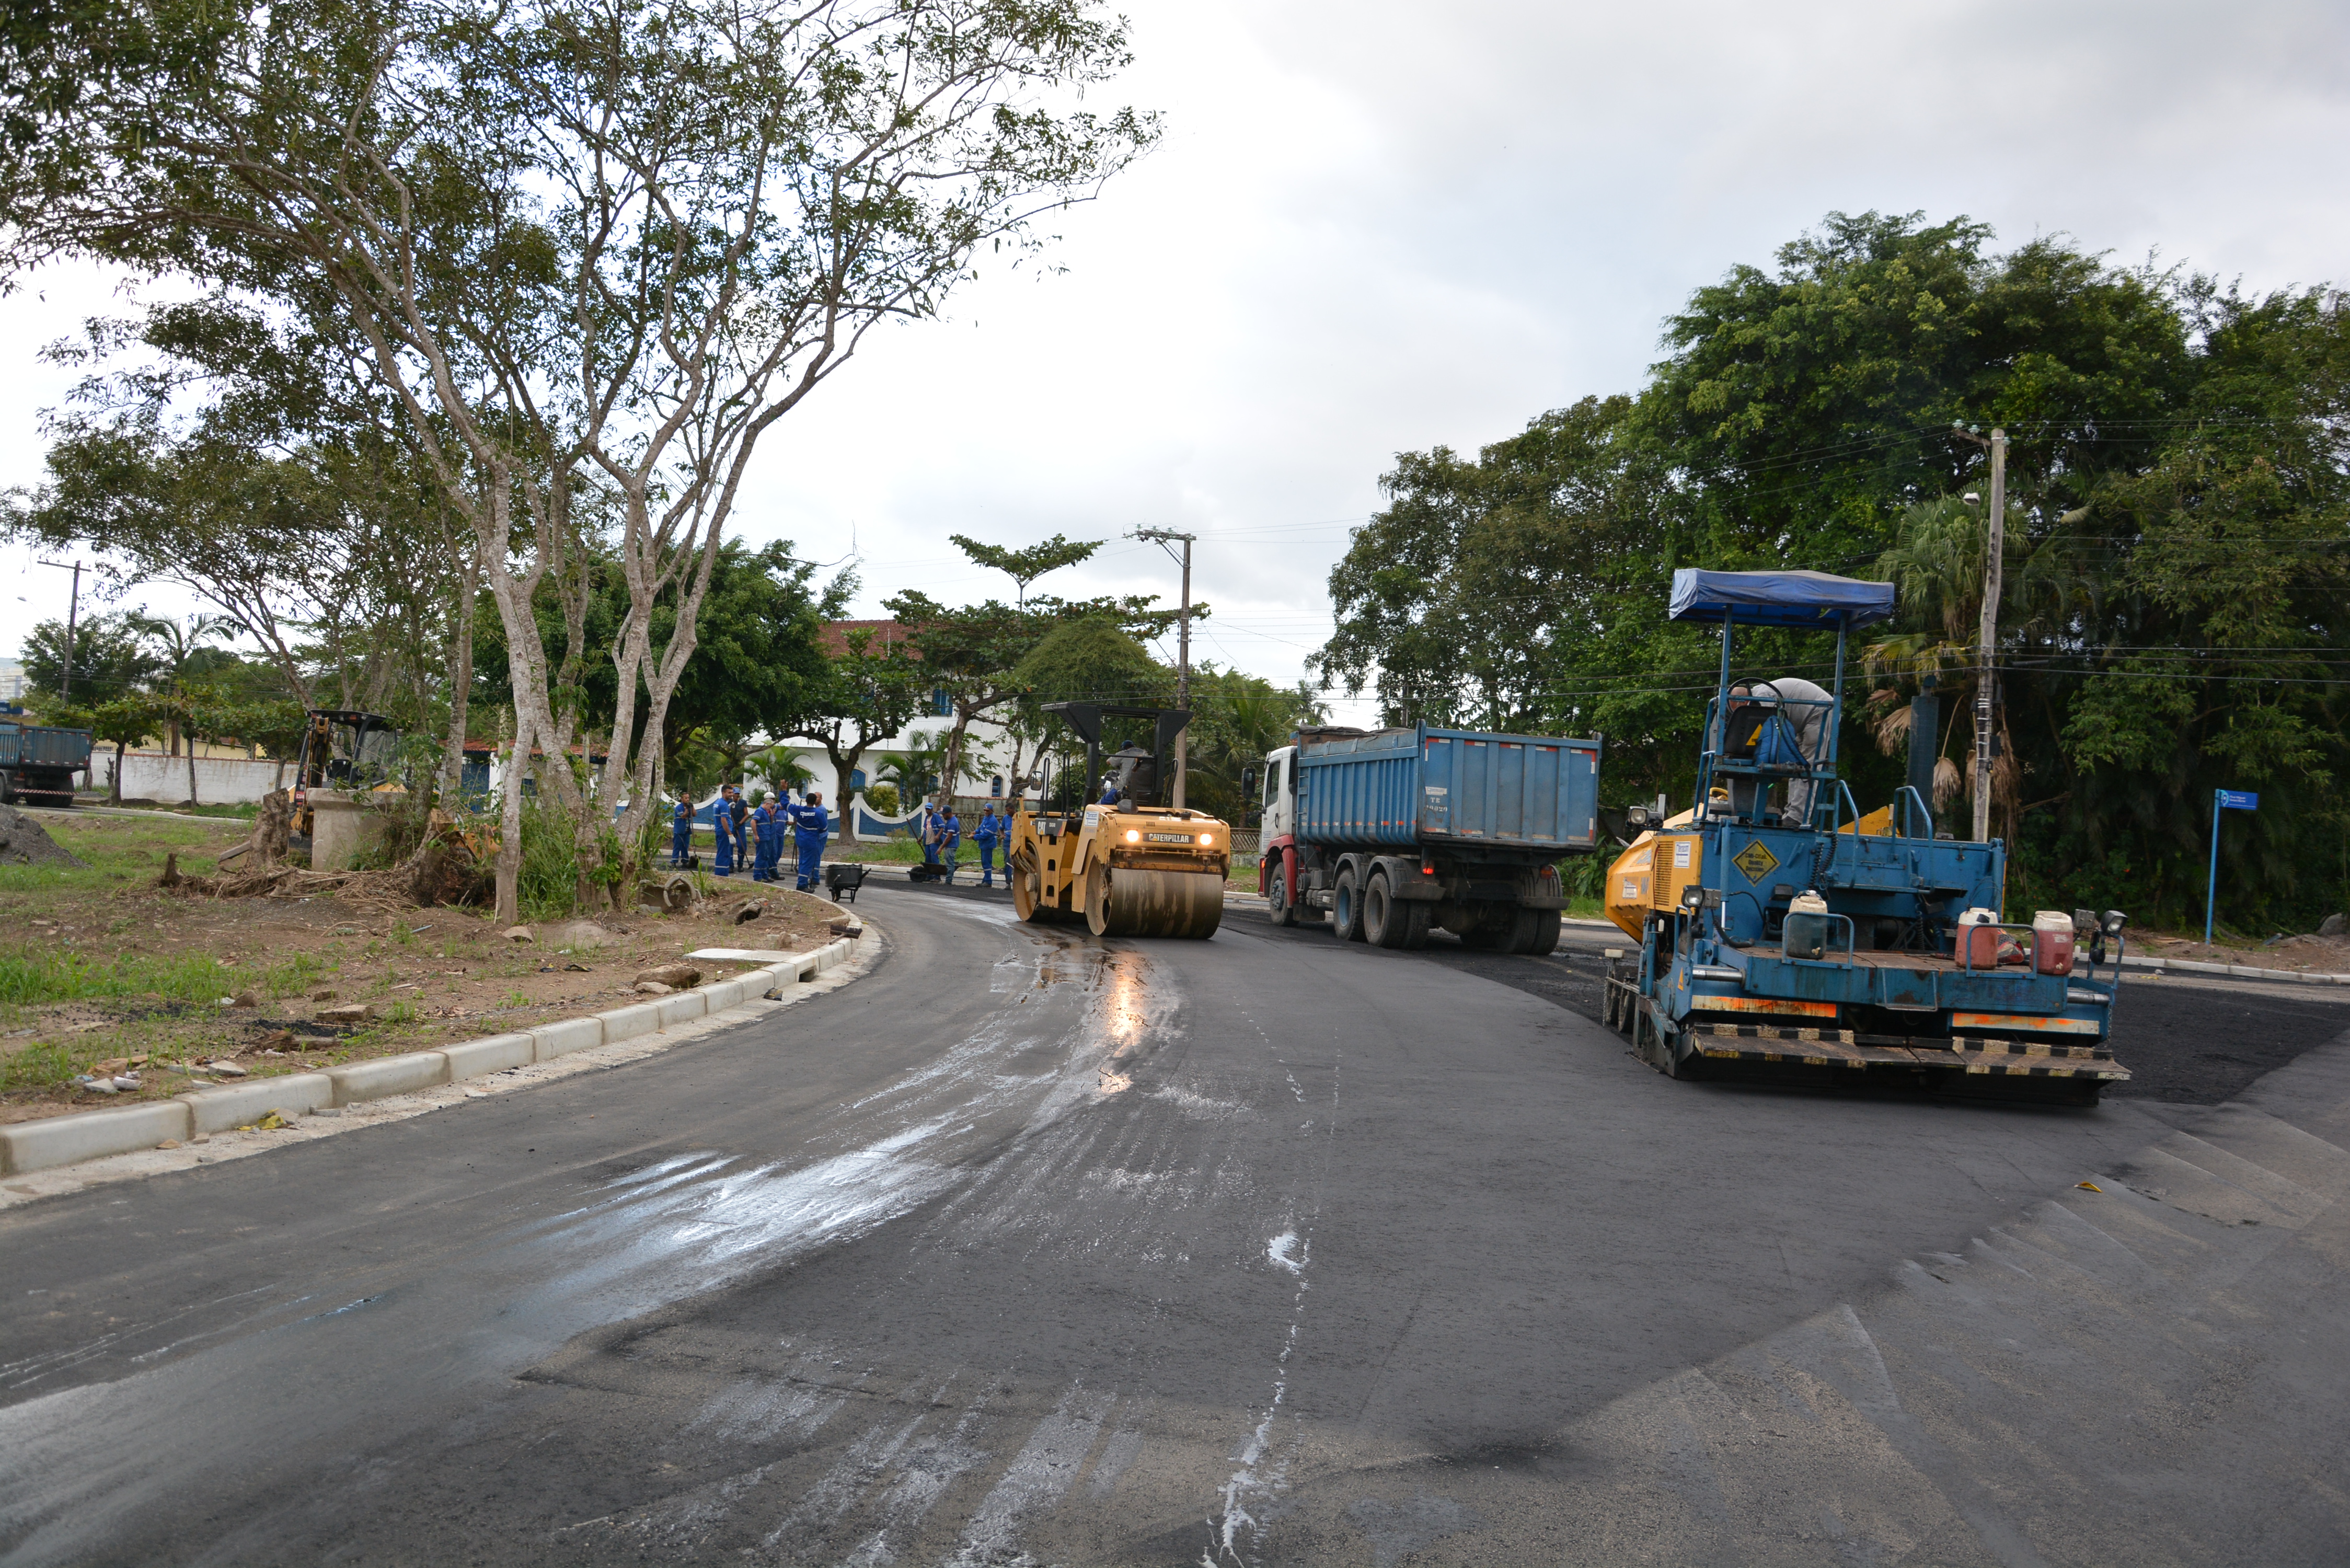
[327, 1053, 451, 1106]
[441, 1032, 536, 1078]
[181, 1074, 335, 1135]
[530, 1017, 603, 1060]
[0, 1102, 193, 1173]
[597, 1001, 664, 1044]
[654, 991, 706, 1029]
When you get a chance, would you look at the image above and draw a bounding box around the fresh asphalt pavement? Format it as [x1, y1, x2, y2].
[2, 875, 2347, 1565]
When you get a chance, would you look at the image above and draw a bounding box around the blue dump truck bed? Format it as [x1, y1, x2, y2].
[0, 720, 93, 806]
[1294, 725, 1601, 852]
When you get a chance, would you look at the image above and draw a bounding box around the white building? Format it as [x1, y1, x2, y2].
[771, 620, 1035, 824]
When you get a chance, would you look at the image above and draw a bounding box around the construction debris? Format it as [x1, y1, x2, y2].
[732, 900, 767, 926]
[634, 962, 703, 989]
[0, 804, 84, 868]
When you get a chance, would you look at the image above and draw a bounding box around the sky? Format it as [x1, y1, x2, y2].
[4, 0, 2347, 719]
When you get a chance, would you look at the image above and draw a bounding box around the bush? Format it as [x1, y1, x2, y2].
[863, 782, 899, 817]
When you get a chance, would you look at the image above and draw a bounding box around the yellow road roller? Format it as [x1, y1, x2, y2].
[1005, 702, 1230, 940]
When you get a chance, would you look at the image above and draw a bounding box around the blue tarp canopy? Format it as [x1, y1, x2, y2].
[1668, 568, 1897, 629]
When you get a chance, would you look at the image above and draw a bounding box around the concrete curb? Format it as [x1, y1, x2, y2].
[2119, 952, 2350, 986]
[0, 936, 861, 1177]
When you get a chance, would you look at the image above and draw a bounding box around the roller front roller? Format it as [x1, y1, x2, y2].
[1086, 865, 1225, 940]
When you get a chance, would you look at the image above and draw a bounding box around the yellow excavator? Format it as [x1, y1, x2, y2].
[1005, 702, 1230, 939]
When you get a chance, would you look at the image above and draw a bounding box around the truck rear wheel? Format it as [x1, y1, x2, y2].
[1528, 908, 1562, 955]
[1364, 872, 1411, 949]
[1332, 868, 1367, 942]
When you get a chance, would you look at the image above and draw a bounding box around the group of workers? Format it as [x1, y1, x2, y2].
[665, 782, 1018, 893]
[669, 784, 831, 892]
[914, 799, 1008, 886]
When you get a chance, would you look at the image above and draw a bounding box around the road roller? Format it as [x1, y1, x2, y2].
[1005, 702, 1231, 940]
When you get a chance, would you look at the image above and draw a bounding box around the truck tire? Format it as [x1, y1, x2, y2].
[1269, 851, 1300, 928]
[1527, 907, 1562, 955]
[1496, 908, 1542, 954]
[1332, 867, 1367, 942]
[1364, 871, 1409, 949]
[1402, 900, 1432, 949]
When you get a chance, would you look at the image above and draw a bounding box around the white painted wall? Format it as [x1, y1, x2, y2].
[109, 750, 287, 804]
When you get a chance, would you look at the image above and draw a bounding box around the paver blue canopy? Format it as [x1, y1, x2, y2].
[1668, 568, 1897, 629]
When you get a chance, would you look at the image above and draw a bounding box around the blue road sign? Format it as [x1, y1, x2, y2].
[2207, 790, 2261, 945]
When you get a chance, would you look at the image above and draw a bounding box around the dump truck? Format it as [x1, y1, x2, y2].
[0, 713, 93, 808]
[1257, 723, 1603, 953]
[1599, 567, 2131, 1104]
[1005, 702, 1231, 939]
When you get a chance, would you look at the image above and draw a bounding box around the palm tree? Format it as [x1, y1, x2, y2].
[1864, 497, 2094, 837]
[128, 610, 246, 806]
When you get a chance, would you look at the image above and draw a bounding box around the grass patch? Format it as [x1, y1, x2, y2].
[0, 816, 233, 896]
[0, 946, 327, 1006]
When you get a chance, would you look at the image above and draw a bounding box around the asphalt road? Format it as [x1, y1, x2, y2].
[2, 880, 2346, 1565]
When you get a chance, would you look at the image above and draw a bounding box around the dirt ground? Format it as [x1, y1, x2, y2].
[2132, 926, 2350, 972]
[1, 809, 844, 1125]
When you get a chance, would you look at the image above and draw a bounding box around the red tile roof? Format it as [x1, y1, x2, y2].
[819, 619, 920, 659]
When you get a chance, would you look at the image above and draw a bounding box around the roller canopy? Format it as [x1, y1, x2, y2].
[1668, 568, 1897, 629]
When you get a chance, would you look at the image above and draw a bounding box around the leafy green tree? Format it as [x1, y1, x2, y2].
[947, 534, 1104, 609]
[3, 0, 1157, 923]
[786, 625, 926, 843]
[19, 614, 163, 708]
[1317, 213, 2350, 932]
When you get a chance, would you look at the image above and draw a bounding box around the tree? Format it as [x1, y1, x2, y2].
[787, 625, 926, 844]
[947, 534, 1104, 609]
[1315, 211, 2350, 933]
[19, 613, 163, 708]
[3, 0, 1157, 923]
[891, 533, 1179, 803]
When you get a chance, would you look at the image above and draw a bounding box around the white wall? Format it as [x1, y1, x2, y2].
[110, 750, 287, 804]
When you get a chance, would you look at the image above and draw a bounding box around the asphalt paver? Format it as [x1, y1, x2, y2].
[1, 877, 2344, 1564]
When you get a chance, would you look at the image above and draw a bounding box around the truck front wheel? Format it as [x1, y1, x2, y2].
[1269, 851, 1300, 928]
[1332, 868, 1367, 942]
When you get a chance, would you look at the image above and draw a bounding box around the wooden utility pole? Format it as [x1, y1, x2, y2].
[37, 559, 84, 700]
[1953, 426, 2006, 843]
[1132, 528, 1195, 808]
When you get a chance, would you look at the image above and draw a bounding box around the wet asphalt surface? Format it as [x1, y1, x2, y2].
[1, 878, 2346, 1564]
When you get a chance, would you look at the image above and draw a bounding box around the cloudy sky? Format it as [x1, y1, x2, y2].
[5, 0, 2346, 719]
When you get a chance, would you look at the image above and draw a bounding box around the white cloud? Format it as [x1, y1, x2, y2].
[6, 0, 2347, 713]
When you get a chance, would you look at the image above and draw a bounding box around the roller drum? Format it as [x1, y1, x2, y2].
[1086, 865, 1224, 939]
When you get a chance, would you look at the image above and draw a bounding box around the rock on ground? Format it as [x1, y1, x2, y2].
[0, 804, 85, 868]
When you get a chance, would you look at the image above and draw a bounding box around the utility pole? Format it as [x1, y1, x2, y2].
[36, 559, 84, 701]
[1952, 426, 2006, 843]
[1132, 528, 1195, 808]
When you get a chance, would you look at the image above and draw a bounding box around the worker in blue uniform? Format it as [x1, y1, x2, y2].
[711, 785, 737, 875]
[1098, 775, 1120, 806]
[750, 792, 779, 882]
[918, 800, 942, 870]
[670, 788, 694, 867]
[792, 791, 830, 892]
[938, 804, 962, 884]
[973, 803, 1003, 888]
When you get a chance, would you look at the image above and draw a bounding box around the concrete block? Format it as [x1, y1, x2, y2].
[1, 1101, 193, 1174]
[655, 991, 707, 1029]
[326, 1052, 450, 1106]
[697, 978, 746, 1013]
[529, 1017, 604, 1060]
[180, 1074, 335, 1135]
[598, 1001, 664, 1044]
[442, 1032, 536, 1080]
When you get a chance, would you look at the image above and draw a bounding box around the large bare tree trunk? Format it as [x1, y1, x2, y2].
[494, 707, 528, 928]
